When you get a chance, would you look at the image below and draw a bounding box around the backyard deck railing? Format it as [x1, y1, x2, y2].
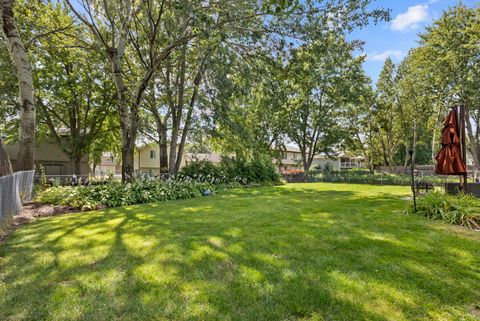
[0, 170, 35, 225]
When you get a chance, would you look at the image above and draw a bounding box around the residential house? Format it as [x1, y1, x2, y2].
[5, 142, 89, 176]
[134, 143, 227, 174]
[95, 152, 121, 176]
[275, 146, 365, 172]
[134, 143, 365, 174]
[134, 144, 187, 175]
[185, 153, 223, 165]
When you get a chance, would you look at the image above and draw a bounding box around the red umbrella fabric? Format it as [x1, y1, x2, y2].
[435, 109, 466, 175]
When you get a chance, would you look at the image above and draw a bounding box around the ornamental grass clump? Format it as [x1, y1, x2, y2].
[411, 192, 480, 229]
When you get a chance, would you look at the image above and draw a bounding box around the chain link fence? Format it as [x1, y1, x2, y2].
[0, 170, 35, 225]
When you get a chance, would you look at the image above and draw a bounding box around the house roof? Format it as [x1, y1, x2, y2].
[280, 146, 363, 160]
[99, 155, 117, 166]
[185, 153, 223, 164]
[284, 145, 301, 152]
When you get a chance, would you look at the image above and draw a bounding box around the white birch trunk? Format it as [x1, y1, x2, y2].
[1, 0, 35, 170]
[0, 136, 12, 176]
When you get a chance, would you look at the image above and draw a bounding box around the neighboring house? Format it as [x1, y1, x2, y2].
[95, 152, 121, 176]
[275, 146, 365, 172]
[5, 142, 89, 176]
[5, 139, 363, 177]
[185, 153, 223, 165]
[134, 144, 187, 175]
[129, 142, 365, 174]
[134, 142, 228, 174]
[275, 146, 304, 171]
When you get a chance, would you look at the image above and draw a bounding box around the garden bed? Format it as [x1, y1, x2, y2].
[0, 202, 80, 245]
[411, 192, 480, 229]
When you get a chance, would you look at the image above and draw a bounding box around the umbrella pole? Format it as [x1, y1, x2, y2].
[409, 150, 416, 212]
[460, 105, 468, 194]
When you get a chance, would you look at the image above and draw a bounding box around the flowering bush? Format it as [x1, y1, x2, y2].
[37, 157, 279, 210]
[179, 157, 280, 185]
[37, 178, 228, 211]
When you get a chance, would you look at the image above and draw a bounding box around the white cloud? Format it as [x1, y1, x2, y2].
[366, 50, 404, 62]
[391, 5, 429, 32]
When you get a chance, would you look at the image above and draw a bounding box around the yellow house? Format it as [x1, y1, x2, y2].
[134, 144, 187, 175]
[6, 142, 89, 176]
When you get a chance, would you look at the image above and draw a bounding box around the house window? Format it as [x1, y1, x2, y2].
[150, 150, 156, 158]
[283, 152, 288, 160]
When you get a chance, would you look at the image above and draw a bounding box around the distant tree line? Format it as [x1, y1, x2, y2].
[3, 1, 478, 178]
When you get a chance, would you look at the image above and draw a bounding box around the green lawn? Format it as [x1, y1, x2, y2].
[1, 183, 479, 321]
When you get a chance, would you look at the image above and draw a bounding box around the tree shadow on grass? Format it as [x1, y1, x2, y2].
[1, 186, 479, 320]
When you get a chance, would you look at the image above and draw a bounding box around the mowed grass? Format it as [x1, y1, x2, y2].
[1, 183, 480, 321]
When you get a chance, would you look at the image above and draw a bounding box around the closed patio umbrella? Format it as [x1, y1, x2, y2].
[435, 109, 467, 175]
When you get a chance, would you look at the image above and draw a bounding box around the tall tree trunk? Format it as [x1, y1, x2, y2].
[300, 149, 311, 172]
[168, 45, 187, 174]
[158, 124, 168, 173]
[121, 136, 135, 180]
[411, 119, 418, 167]
[108, 40, 137, 181]
[64, 2, 197, 180]
[70, 152, 82, 176]
[465, 106, 480, 179]
[403, 120, 418, 169]
[431, 103, 442, 163]
[380, 138, 390, 168]
[151, 110, 169, 173]
[1, 0, 35, 171]
[0, 136, 12, 176]
[175, 105, 192, 173]
[354, 131, 371, 173]
[149, 82, 169, 174]
[403, 143, 409, 169]
[174, 58, 206, 173]
[168, 124, 179, 174]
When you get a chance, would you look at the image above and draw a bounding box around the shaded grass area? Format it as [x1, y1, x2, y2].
[0, 183, 479, 321]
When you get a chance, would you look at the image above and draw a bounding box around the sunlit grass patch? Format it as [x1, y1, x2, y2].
[0, 183, 479, 321]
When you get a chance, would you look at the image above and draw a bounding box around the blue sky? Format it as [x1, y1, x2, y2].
[350, 0, 478, 83]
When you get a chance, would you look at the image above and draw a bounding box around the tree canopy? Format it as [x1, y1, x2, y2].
[1, 1, 479, 177]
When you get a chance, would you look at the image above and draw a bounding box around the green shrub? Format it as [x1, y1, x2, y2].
[410, 192, 480, 229]
[295, 170, 459, 186]
[179, 161, 222, 180]
[36, 186, 99, 211]
[36, 179, 220, 210]
[38, 157, 279, 211]
[180, 156, 280, 185]
[37, 186, 76, 204]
